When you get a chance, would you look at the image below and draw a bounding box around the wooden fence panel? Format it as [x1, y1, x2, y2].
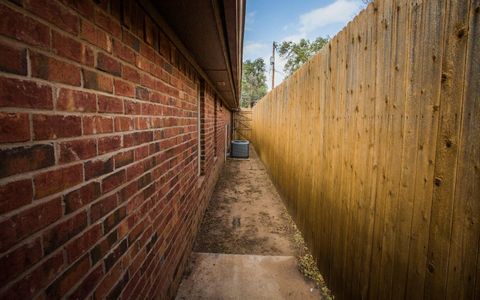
[233, 109, 252, 140]
[250, 0, 479, 298]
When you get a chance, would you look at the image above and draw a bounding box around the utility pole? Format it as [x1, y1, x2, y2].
[270, 42, 276, 89]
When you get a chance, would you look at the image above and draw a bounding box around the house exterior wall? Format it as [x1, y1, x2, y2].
[0, 0, 232, 298]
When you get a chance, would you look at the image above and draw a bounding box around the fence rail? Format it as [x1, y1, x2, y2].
[251, 0, 479, 298]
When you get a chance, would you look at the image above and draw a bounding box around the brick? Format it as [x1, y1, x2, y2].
[93, 249, 121, 298]
[1, 251, 64, 299]
[116, 217, 132, 241]
[90, 194, 117, 223]
[0, 76, 53, 109]
[142, 102, 156, 116]
[0, 112, 30, 143]
[95, 7, 121, 38]
[104, 238, 127, 272]
[57, 88, 97, 112]
[98, 95, 124, 113]
[52, 31, 94, 66]
[122, 64, 141, 83]
[102, 169, 126, 193]
[140, 73, 155, 90]
[135, 145, 149, 160]
[142, 184, 155, 201]
[64, 181, 101, 214]
[136, 55, 152, 73]
[114, 150, 134, 168]
[159, 31, 171, 60]
[103, 206, 126, 235]
[135, 86, 150, 100]
[106, 270, 129, 300]
[66, 224, 102, 263]
[137, 172, 152, 190]
[0, 238, 42, 285]
[126, 193, 143, 216]
[46, 254, 90, 299]
[0, 144, 54, 178]
[128, 219, 144, 245]
[80, 19, 112, 53]
[149, 142, 161, 155]
[146, 233, 158, 253]
[114, 78, 135, 97]
[123, 131, 153, 147]
[0, 198, 62, 253]
[113, 40, 136, 64]
[83, 69, 114, 93]
[34, 164, 83, 199]
[98, 135, 122, 154]
[118, 181, 138, 203]
[83, 116, 113, 135]
[84, 157, 114, 180]
[59, 138, 97, 163]
[124, 261, 143, 297]
[126, 162, 143, 181]
[33, 114, 82, 140]
[163, 60, 174, 75]
[43, 210, 88, 254]
[97, 52, 121, 76]
[155, 80, 168, 94]
[0, 41, 27, 75]
[124, 100, 142, 115]
[0, 179, 32, 214]
[91, 230, 117, 266]
[135, 117, 151, 130]
[114, 116, 134, 132]
[144, 16, 158, 47]
[68, 264, 104, 300]
[62, 0, 95, 18]
[140, 42, 155, 64]
[26, 0, 79, 35]
[31, 52, 82, 86]
[0, 3, 50, 49]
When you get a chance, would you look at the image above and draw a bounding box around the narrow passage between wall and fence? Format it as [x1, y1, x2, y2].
[251, 0, 479, 299]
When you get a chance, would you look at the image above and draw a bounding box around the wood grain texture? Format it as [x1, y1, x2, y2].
[250, 0, 479, 298]
[233, 109, 252, 140]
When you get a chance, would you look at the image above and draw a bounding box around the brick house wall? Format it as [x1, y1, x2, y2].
[0, 0, 232, 299]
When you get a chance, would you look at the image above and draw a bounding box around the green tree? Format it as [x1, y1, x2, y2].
[241, 58, 268, 108]
[277, 37, 329, 76]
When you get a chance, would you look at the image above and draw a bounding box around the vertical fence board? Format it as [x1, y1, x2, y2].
[424, 0, 471, 299]
[250, 0, 479, 298]
[446, 0, 480, 298]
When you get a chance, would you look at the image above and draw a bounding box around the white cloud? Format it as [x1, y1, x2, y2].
[281, 33, 306, 43]
[274, 0, 363, 87]
[243, 1, 363, 91]
[283, 0, 362, 42]
[243, 42, 269, 59]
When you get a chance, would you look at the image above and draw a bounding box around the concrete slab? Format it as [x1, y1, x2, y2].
[176, 252, 322, 300]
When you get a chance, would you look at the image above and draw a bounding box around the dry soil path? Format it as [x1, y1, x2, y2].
[176, 147, 330, 299]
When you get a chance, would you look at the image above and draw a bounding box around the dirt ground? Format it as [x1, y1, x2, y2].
[190, 147, 333, 299]
[194, 147, 297, 255]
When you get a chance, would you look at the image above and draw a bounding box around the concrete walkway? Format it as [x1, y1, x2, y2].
[176, 147, 328, 299]
[176, 253, 320, 300]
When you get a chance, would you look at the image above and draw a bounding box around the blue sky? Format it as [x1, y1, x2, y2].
[244, 0, 365, 89]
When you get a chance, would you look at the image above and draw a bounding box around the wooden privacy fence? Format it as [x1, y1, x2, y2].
[234, 109, 252, 140]
[251, 0, 479, 299]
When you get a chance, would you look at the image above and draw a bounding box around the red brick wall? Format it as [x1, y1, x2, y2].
[0, 0, 232, 299]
